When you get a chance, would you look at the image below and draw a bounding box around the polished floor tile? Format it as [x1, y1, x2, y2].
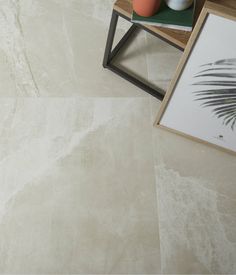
[0, 0, 236, 274]
[0, 98, 160, 274]
[145, 33, 182, 91]
[153, 128, 236, 274]
[0, 0, 148, 97]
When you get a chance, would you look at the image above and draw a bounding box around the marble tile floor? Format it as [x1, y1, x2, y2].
[0, 0, 235, 274]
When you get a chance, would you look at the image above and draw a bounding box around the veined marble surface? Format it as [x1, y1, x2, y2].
[0, 0, 235, 274]
[0, 98, 160, 274]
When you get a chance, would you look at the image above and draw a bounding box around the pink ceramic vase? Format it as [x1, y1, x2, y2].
[133, 0, 161, 17]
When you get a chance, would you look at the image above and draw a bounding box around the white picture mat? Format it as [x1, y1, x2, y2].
[160, 14, 236, 152]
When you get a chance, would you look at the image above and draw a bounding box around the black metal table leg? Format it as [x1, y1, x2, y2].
[108, 63, 165, 100]
[109, 24, 138, 61]
[103, 11, 119, 68]
[103, 10, 183, 100]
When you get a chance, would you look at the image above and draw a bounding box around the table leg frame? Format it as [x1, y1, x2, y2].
[103, 10, 184, 100]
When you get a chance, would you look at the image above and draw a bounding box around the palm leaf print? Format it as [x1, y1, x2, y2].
[193, 58, 236, 131]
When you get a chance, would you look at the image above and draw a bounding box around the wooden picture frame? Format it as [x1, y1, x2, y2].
[155, 1, 236, 155]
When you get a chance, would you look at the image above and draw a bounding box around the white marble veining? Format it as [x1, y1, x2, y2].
[153, 129, 236, 274]
[0, 98, 160, 274]
[0, 0, 235, 274]
[0, 0, 148, 97]
[0, 0, 41, 96]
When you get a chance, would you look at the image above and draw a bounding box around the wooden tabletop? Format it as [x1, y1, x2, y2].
[210, 0, 236, 9]
[114, 0, 205, 49]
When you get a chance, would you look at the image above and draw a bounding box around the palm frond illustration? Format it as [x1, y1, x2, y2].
[192, 58, 236, 131]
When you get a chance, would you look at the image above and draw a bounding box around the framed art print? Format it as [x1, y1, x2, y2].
[155, 1, 236, 155]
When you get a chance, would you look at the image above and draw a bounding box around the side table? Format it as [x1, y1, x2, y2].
[103, 0, 205, 100]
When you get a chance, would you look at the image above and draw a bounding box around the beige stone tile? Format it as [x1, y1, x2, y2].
[113, 29, 150, 90]
[0, 97, 160, 274]
[149, 95, 162, 123]
[0, 0, 148, 97]
[145, 33, 182, 91]
[149, 42, 236, 272]
[153, 127, 236, 274]
[3, 0, 236, 274]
